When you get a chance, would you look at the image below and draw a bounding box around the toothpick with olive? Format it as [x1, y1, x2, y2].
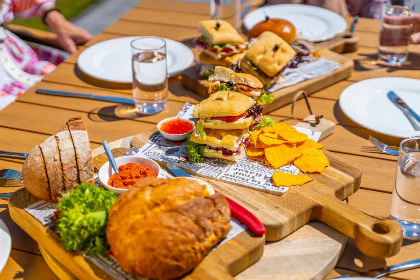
[215, 21, 221, 30]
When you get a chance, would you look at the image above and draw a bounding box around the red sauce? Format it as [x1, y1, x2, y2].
[108, 163, 157, 189]
[160, 118, 194, 134]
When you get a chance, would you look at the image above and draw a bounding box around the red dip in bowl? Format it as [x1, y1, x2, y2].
[159, 117, 194, 134]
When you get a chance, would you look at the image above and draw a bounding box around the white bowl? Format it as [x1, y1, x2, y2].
[98, 156, 161, 194]
[157, 117, 195, 141]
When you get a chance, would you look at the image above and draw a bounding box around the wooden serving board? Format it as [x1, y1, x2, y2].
[181, 49, 353, 113]
[314, 33, 359, 54]
[8, 147, 265, 280]
[39, 139, 348, 280]
[131, 129, 403, 259]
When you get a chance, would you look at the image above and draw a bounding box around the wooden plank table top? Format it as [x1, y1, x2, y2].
[1, 0, 420, 279]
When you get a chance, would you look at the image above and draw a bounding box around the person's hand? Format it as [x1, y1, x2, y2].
[44, 10, 93, 54]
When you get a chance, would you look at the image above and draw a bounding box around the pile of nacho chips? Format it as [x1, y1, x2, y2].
[246, 122, 329, 187]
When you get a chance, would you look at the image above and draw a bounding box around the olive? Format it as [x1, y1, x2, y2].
[235, 65, 243, 72]
[273, 44, 280, 52]
[226, 81, 234, 87]
[215, 22, 221, 30]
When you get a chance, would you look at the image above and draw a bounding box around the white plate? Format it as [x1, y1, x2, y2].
[77, 37, 194, 83]
[339, 78, 420, 139]
[0, 219, 11, 272]
[243, 4, 347, 42]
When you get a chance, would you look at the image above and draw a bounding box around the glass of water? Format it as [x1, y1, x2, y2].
[131, 37, 168, 114]
[210, 0, 241, 30]
[390, 136, 420, 239]
[378, 0, 414, 66]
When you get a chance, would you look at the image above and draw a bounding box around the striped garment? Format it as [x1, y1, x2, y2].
[0, 0, 66, 110]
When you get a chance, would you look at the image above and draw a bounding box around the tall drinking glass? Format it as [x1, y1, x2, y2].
[131, 37, 168, 115]
[210, 0, 241, 30]
[390, 137, 420, 239]
[378, 0, 414, 66]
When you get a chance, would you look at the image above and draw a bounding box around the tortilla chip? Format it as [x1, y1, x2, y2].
[294, 155, 330, 173]
[296, 139, 323, 150]
[273, 122, 296, 135]
[261, 126, 276, 134]
[259, 134, 286, 146]
[249, 130, 261, 148]
[265, 145, 302, 169]
[248, 155, 267, 165]
[299, 148, 329, 165]
[264, 133, 278, 139]
[278, 130, 308, 143]
[272, 171, 313, 187]
[246, 145, 264, 157]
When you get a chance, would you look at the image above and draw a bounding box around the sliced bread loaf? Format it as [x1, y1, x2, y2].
[56, 126, 79, 192]
[66, 117, 94, 184]
[22, 145, 51, 201]
[40, 135, 64, 202]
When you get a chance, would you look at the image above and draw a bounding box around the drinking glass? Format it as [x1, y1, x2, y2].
[131, 37, 168, 115]
[378, 0, 414, 66]
[390, 137, 420, 239]
[210, 0, 241, 30]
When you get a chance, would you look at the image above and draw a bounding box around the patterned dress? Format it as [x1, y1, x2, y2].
[0, 0, 66, 110]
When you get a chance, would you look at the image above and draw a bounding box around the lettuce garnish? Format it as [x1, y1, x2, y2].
[251, 116, 276, 131]
[257, 93, 274, 105]
[186, 133, 206, 163]
[56, 183, 116, 256]
[194, 119, 206, 140]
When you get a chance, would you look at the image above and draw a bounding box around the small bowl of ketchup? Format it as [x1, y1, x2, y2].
[98, 155, 161, 194]
[157, 117, 195, 141]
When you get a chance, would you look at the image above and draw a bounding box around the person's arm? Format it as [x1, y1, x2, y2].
[306, 0, 349, 17]
[43, 9, 93, 54]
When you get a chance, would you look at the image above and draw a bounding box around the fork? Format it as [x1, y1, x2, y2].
[368, 136, 399, 156]
[0, 169, 23, 182]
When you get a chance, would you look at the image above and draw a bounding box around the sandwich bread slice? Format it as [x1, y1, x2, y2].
[207, 66, 274, 105]
[194, 20, 246, 59]
[241, 31, 296, 88]
[192, 90, 256, 130]
[190, 128, 249, 162]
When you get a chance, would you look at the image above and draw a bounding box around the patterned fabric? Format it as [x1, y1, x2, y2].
[0, 0, 66, 110]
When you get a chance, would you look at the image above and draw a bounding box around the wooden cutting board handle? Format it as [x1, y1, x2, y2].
[297, 187, 403, 258]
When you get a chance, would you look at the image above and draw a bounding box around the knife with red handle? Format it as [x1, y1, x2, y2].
[167, 164, 266, 236]
[216, 190, 266, 236]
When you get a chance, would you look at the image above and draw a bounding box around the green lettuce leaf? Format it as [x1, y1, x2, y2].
[56, 183, 117, 256]
[214, 83, 229, 92]
[204, 68, 215, 78]
[251, 116, 276, 131]
[247, 60, 258, 71]
[186, 133, 206, 163]
[194, 119, 206, 140]
[257, 93, 274, 105]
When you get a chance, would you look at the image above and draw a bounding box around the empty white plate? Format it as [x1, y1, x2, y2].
[339, 77, 420, 138]
[77, 37, 194, 83]
[0, 219, 11, 272]
[243, 4, 347, 42]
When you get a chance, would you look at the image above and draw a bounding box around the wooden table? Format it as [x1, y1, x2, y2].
[1, 1, 420, 279]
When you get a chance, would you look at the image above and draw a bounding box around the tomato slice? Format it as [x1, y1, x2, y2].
[211, 112, 248, 123]
[221, 47, 233, 53]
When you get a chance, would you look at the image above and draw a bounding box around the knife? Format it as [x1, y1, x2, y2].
[36, 89, 135, 105]
[388, 91, 420, 131]
[167, 163, 266, 236]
